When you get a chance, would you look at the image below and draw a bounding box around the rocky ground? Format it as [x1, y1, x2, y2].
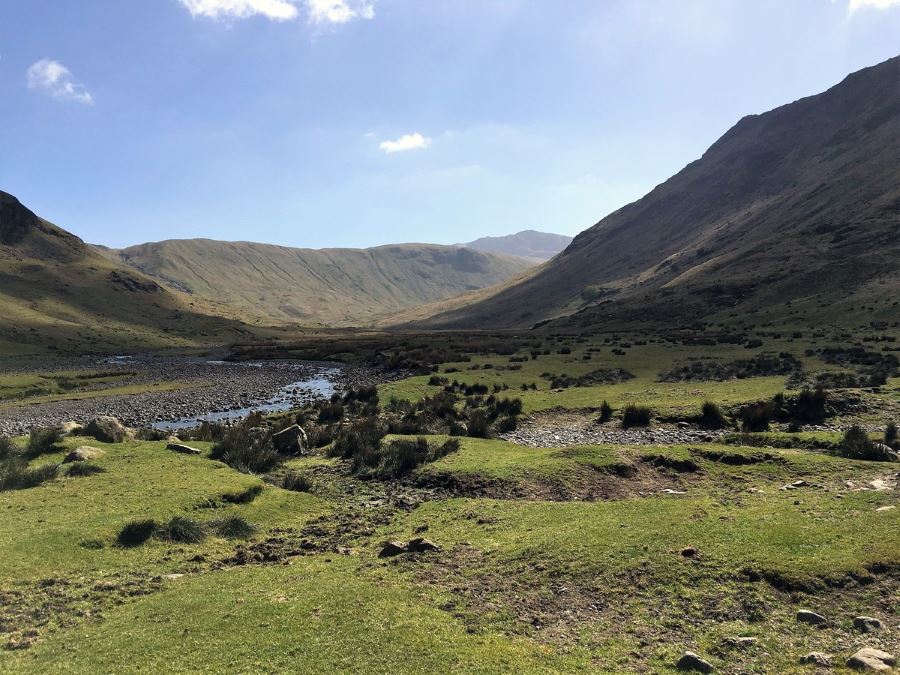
[0, 356, 401, 435]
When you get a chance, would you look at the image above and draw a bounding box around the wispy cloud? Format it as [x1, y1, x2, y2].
[847, 0, 900, 11]
[306, 0, 374, 24]
[178, 0, 299, 20]
[177, 0, 375, 23]
[379, 132, 431, 154]
[26, 59, 93, 104]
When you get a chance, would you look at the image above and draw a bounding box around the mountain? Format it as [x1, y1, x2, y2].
[0, 191, 246, 354]
[111, 239, 536, 326]
[461, 230, 573, 261]
[412, 56, 900, 331]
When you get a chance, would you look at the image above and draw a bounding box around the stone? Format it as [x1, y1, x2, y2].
[63, 446, 105, 463]
[163, 574, 184, 581]
[799, 652, 833, 667]
[378, 541, 408, 558]
[875, 505, 895, 512]
[60, 421, 83, 436]
[84, 416, 127, 443]
[797, 610, 828, 626]
[853, 616, 884, 633]
[847, 648, 895, 671]
[167, 443, 201, 455]
[407, 538, 440, 553]
[676, 651, 714, 673]
[273, 424, 307, 454]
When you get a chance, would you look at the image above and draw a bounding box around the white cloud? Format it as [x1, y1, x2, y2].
[178, 0, 299, 20]
[26, 59, 93, 104]
[306, 0, 374, 24]
[379, 133, 431, 154]
[847, 0, 900, 11]
[177, 0, 375, 23]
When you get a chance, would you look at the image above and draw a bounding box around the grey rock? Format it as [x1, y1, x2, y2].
[676, 651, 714, 673]
[407, 537, 440, 553]
[63, 446, 105, 463]
[797, 610, 828, 626]
[853, 616, 884, 633]
[378, 541, 408, 558]
[167, 443, 201, 455]
[847, 648, 895, 671]
[799, 652, 832, 667]
[273, 424, 307, 454]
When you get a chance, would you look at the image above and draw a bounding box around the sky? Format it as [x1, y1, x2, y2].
[1, 0, 899, 249]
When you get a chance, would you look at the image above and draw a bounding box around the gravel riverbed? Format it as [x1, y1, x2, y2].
[0, 356, 401, 435]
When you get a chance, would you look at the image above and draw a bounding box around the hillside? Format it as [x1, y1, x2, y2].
[0, 191, 247, 354]
[113, 239, 535, 326]
[414, 56, 900, 330]
[461, 230, 572, 261]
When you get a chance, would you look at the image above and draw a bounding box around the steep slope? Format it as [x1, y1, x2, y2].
[415, 56, 900, 330]
[461, 230, 573, 261]
[114, 239, 535, 326]
[0, 191, 246, 354]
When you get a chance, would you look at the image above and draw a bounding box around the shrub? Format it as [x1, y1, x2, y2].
[740, 401, 776, 432]
[211, 515, 258, 539]
[885, 421, 898, 448]
[26, 427, 64, 458]
[0, 437, 19, 462]
[158, 516, 207, 543]
[281, 470, 313, 493]
[330, 417, 385, 460]
[360, 437, 460, 478]
[64, 462, 106, 478]
[466, 410, 491, 438]
[597, 401, 613, 423]
[496, 416, 518, 433]
[211, 426, 283, 474]
[785, 388, 828, 425]
[698, 402, 728, 430]
[116, 519, 158, 547]
[0, 460, 58, 492]
[622, 405, 652, 429]
[317, 401, 345, 424]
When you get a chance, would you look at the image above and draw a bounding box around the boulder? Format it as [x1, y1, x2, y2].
[799, 652, 832, 667]
[84, 416, 127, 443]
[273, 425, 307, 454]
[378, 541, 408, 558]
[853, 616, 884, 633]
[676, 651, 714, 673]
[797, 610, 828, 626]
[167, 443, 201, 455]
[60, 421, 83, 436]
[63, 446, 105, 463]
[407, 538, 440, 553]
[847, 648, 895, 672]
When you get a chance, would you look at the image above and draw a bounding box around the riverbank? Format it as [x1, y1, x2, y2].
[0, 356, 399, 435]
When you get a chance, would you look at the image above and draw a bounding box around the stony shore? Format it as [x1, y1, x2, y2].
[0, 356, 400, 435]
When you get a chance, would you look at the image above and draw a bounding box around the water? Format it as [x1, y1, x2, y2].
[152, 373, 337, 432]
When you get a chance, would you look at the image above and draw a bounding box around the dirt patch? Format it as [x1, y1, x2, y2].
[640, 453, 701, 473]
[690, 448, 786, 466]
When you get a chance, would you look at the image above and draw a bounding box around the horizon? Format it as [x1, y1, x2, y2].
[2, 1, 900, 249]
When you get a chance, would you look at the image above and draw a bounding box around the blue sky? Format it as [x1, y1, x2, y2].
[1, 0, 899, 249]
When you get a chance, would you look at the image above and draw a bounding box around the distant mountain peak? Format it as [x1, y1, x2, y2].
[461, 230, 573, 261]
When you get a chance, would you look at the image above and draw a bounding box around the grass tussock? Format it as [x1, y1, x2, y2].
[116, 519, 158, 548]
[280, 470, 314, 493]
[26, 427, 65, 458]
[210, 426, 283, 475]
[210, 515, 258, 540]
[622, 405, 652, 428]
[64, 462, 106, 478]
[158, 516, 207, 544]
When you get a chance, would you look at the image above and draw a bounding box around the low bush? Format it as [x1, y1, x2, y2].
[280, 470, 313, 493]
[330, 416, 385, 460]
[833, 425, 896, 461]
[622, 405, 652, 428]
[659, 353, 801, 382]
[0, 460, 58, 492]
[26, 426, 64, 458]
[356, 437, 460, 478]
[739, 401, 777, 432]
[597, 400, 613, 423]
[211, 426, 283, 474]
[158, 516, 207, 543]
[116, 519, 158, 548]
[698, 401, 728, 430]
[317, 401, 345, 423]
[210, 515, 258, 539]
[885, 421, 898, 448]
[0, 437, 19, 462]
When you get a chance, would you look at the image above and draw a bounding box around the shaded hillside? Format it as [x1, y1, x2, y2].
[0, 191, 247, 354]
[461, 230, 572, 261]
[414, 56, 900, 330]
[114, 240, 535, 326]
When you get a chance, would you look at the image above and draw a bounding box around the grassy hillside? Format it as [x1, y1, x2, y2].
[113, 239, 535, 326]
[415, 56, 900, 330]
[0, 191, 250, 354]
